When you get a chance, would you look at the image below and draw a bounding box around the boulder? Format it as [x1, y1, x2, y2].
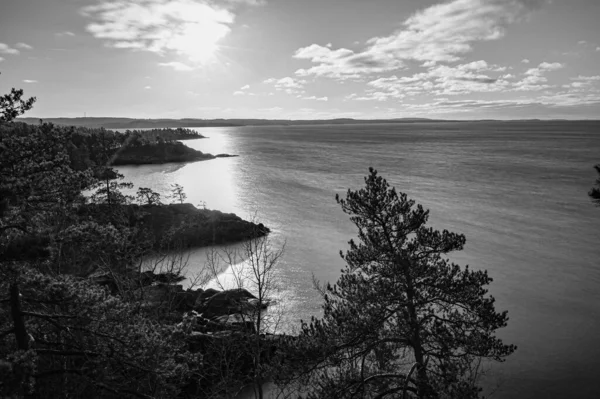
[194, 288, 219, 308]
[214, 314, 256, 333]
[133, 283, 183, 304]
[173, 289, 203, 311]
[199, 288, 257, 319]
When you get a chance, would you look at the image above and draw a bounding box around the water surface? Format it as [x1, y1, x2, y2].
[118, 122, 600, 398]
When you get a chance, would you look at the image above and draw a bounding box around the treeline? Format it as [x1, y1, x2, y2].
[1, 86, 518, 399]
[5, 122, 209, 171]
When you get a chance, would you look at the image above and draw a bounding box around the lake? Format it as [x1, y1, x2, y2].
[117, 121, 600, 399]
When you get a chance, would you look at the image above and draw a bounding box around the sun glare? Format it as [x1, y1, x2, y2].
[83, 0, 234, 65]
[168, 21, 230, 62]
[161, 1, 233, 63]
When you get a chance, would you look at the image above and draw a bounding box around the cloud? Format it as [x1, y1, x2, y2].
[0, 43, 19, 55]
[259, 107, 283, 112]
[56, 31, 76, 37]
[82, 0, 261, 65]
[158, 61, 194, 71]
[293, 44, 404, 80]
[144, 85, 151, 89]
[264, 77, 307, 94]
[355, 61, 510, 100]
[0, 57, 4, 63]
[233, 91, 245, 95]
[538, 62, 564, 71]
[572, 75, 600, 81]
[224, 0, 267, 5]
[522, 58, 530, 64]
[15, 42, 33, 50]
[563, 75, 600, 90]
[302, 96, 328, 101]
[293, 0, 546, 79]
[512, 62, 563, 91]
[240, 84, 250, 90]
[597, 47, 600, 52]
[512, 74, 550, 91]
[524, 61, 564, 76]
[23, 80, 37, 83]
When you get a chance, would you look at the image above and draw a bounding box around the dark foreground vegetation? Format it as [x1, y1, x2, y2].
[2, 85, 518, 398]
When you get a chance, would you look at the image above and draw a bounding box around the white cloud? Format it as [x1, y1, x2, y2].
[224, 0, 267, 5]
[512, 62, 563, 91]
[345, 92, 394, 101]
[512, 62, 566, 91]
[240, 84, 250, 90]
[524, 62, 564, 76]
[302, 96, 328, 101]
[81, 0, 261, 64]
[0, 57, 4, 62]
[293, 0, 546, 80]
[597, 47, 600, 52]
[458, 60, 490, 71]
[563, 75, 600, 90]
[538, 62, 564, 71]
[158, 61, 194, 71]
[513, 74, 549, 91]
[15, 42, 33, 50]
[259, 107, 283, 112]
[293, 43, 404, 80]
[23, 79, 37, 83]
[0, 43, 19, 55]
[56, 31, 76, 37]
[144, 85, 151, 89]
[572, 75, 600, 81]
[356, 62, 511, 100]
[264, 77, 307, 94]
[522, 58, 530, 64]
[233, 91, 245, 95]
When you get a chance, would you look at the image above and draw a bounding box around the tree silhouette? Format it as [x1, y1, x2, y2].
[170, 184, 187, 204]
[294, 168, 516, 399]
[136, 187, 162, 205]
[0, 73, 36, 122]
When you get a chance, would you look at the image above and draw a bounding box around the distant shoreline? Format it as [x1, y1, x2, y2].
[17, 117, 600, 130]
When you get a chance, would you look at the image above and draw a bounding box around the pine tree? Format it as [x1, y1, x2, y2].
[295, 168, 516, 399]
[0, 72, 36, 123]
[169, 184, 187, 204]
[136, 187, 162, 205]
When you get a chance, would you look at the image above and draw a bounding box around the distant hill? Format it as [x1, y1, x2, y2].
[16, 117, 599, 129]
[16, 117, 243, 129]
[16, 117, 452, 129]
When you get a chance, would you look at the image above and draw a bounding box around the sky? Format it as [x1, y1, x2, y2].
[0, 0, 599, 120]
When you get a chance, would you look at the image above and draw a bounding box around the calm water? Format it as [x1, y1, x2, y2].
[117, 122, 600, 399]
